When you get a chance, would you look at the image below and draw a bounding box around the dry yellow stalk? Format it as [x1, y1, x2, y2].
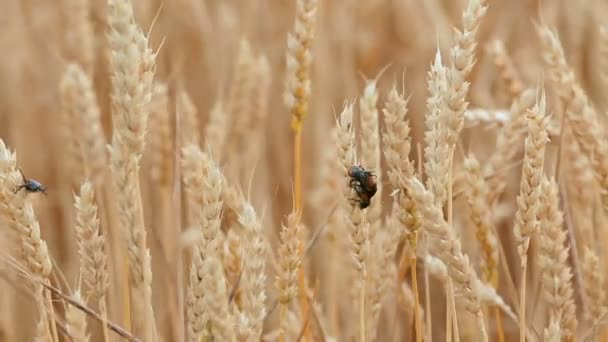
[537, 177, 577, 340]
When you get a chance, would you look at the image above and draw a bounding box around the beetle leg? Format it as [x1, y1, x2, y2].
[17, 168, 28, 183]
[14, 185, 24, 194]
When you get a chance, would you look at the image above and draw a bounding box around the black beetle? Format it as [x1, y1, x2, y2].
[347, 165, 377, 209]
[14, 168, 47, 196]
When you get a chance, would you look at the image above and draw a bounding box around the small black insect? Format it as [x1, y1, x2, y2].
[348, 165, 377, 209]
[14, 168, 48, 196]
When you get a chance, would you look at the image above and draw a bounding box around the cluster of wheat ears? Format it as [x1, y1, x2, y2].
[2, 0, 608, 341]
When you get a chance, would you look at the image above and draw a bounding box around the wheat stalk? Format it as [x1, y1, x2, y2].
[284, 1, 319, 332]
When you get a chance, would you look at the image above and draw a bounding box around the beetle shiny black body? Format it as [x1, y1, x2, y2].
[347, 165, 377, 209]
[14, 168, 47, 196]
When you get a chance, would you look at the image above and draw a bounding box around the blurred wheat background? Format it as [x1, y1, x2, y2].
[0, 0, 607, 341]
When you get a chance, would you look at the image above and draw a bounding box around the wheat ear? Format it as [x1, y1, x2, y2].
[236, 203, 268, 341]
[404, 177, 488, 342]
[381, 85, 423, 341]
[177, 89, 201, 148]
[276, 212, 303, 341]
[336, 103, 370, 342]
[0, 139, 56, 340]
[486, 40, 524, 98]
[74, 180, 110, 342]
[581, 247, 606, 338]
[513, 88, 549, 342]
[106, 0, 158, 338]
[183, 148, 235, 341]
[537, 177, 577, 340]
[537, 25, 608, 208]
[60, 64, 107, 183]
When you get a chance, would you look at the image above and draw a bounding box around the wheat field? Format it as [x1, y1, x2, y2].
[0, 0, 607, 341]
